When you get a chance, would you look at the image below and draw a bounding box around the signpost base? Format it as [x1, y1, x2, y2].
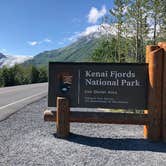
[56, 97, 70, 138]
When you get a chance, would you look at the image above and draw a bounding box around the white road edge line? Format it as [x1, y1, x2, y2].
[0, 84, 47, 95]
[0, 91, 47, 110]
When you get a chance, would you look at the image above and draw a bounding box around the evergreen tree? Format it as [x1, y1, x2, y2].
[110, 0, 129, 62]
[147, 0, 164, 44]
[30, 66, 39, 83]
[91, 38, 117, 62]
[38, 66, 48, 83]
[13, 64, 25, 85]
[150, 0, 166, 43]
[1, 66, 15, 86]
[127, 0, 149, 62]
[0, 69, 3, 87]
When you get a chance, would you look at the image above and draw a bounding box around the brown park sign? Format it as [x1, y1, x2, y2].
[48, 62, 148, 109]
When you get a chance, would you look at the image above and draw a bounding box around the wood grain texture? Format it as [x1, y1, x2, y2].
[144, 45, 160, 138]
[145, 48, 164, 141]
[56, 97, 70, 138]
[44, 110, 149, 125]
[158, 42, 166, 142]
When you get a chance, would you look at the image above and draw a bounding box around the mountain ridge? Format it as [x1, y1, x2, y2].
[1, 24, 114, 68]
[23, 24, 116, 66]
[24, 31, 111, 67]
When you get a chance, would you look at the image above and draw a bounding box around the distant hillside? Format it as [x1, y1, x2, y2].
[24, 36, 102, 67]
[24, 23, 116, 67]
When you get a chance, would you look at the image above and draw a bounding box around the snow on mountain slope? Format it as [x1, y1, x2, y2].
[0, 55, 33, 68]
[70, 23, 117, 42]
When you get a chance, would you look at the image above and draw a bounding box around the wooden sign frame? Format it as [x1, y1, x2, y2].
[44, 42, 166, 142]
[48, 62, 148, 109]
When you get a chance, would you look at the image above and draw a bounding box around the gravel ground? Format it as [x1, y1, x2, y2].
[0, 97, 166, 166]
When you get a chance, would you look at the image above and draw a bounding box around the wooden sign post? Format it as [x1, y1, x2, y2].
[143, 45, 159, 139]
[158, 42, 166, 142]
[56, 97, 70, 138]
[144, 45, 164, 141]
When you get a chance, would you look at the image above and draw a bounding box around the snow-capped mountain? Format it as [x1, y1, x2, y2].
[71, 23, 117, 41]
[0, 54, 32, 68]
[24, 24, 118, 66]
[1, 24, 116, 67]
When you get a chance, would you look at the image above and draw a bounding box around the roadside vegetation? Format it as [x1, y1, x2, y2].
[0, 65, 48, 87]
[92, 0, 166, 63]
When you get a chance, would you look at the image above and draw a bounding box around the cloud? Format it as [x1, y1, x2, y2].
[1, 55, 33, 67]
[88, 5, 107, 24]
[58, 23, 117, 46]
[28, 38, 52, 46]
[79, 25, 99, 36]
[28, 41, 38, 46]
[69, 24, 117, 40]
[43, 38, 52, 43]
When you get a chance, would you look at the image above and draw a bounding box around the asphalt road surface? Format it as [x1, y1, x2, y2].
[0, 83, 48, 121]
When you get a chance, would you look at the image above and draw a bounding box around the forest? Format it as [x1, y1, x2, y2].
[92, 0, 166, 62]
[0, 65, 48, 87]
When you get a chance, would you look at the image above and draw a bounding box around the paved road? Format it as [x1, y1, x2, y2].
[0, 83, 48, 121]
